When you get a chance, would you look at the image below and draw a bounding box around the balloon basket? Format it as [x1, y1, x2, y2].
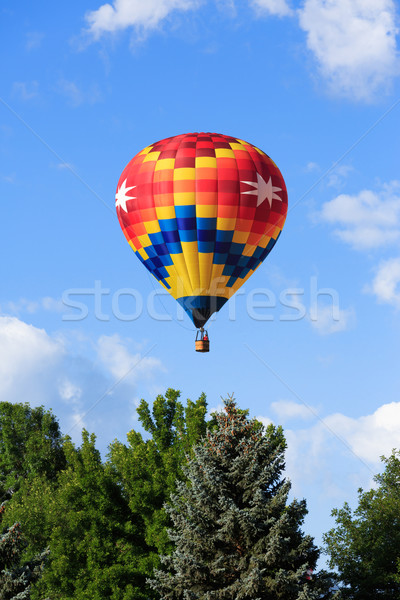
[195, 329, 210, 353]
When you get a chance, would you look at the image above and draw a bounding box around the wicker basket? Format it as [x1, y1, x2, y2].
[195, 339, 210, 353]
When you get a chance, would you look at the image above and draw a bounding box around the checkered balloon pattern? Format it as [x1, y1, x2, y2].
[116, 132, 288, 328]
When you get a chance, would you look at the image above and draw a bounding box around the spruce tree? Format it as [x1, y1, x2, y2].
[150, 397, 337, 600]
[0, 501, 49, 599]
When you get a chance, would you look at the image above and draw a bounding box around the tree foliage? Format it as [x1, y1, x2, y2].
[0, 501, 48, 600]
[150, 396, 337, 600]
[1, 391, 209, 599]
[0, 402, 66, 501]
[108, 389, 208, 559]
[324, 450, 400, 599]
[0, 392, 338, 599]
[28, 430, 150, 600]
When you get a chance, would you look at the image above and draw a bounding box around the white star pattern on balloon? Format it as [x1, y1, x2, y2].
[241, 172, 282, 207]
[115, 179, 136, 212]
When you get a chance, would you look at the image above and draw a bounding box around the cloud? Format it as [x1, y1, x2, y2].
[0, 173, 16, 184]
[324, 402, 400, 463]
[270, 399, 316, 421]
[0, 316, 164, 452]
[263, 400, 400, 504]
[305, 161, 320, 173]
[56, 79, 101, 107]
[85, 0, 200, 39]
[366, 257, 400, 309]
[56, 162, 75, 171]
[97, 333, 163, 382]
[25, 32, 44, 51]
[12, 81, 39, 101]
[326, 164, 354, 188]
[298, 0, 400, 100]
[1, 297, 65, 315]
[318, 183, 400, 250]
[83, 0, 400, 101]
[309, 304, 355, 335]
[250, 0, 293, 17]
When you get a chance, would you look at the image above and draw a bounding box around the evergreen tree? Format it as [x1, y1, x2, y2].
[0, 501, 49, 599]
[150, 397, 337, 600]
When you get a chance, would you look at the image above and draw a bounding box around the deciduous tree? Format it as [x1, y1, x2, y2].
[324, 450, 400, 599]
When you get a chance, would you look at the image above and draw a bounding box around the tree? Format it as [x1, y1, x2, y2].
[0, 501, 49, 599]
[324, 450, 400, 599]
[0, 402, 66, 589]
[150, 396, 337, 600]
[0, 402, 66, 501]
[4, 391, 209, 599]
[108, 389, 208, 559]
[30, 430, 149, 600]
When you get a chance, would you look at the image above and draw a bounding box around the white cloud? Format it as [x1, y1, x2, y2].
[1, 173, 16, 184]
[318, 183, 400, 250]
[57, 80, 84, 106]
[270, 399, 316, 420]
[1, 297, 64, 315]
[85, 0, 200, 39]
[56, 162, 75, 171]
[0, 317, 64, 402]
[366, 257, 400, 309]
[83, 0, 400, 101]
[96, 333, 163, 382]
[279, 400, 400, 504]
[298, 0, 400, 100]
[250, 0, 293, 17]
[56, 79, 101, 107]
[309, 304, 355, 335]
[305, 161, 320, 173]
[327, 164, 354, 188]
[25, 32, 44, 51]
[0, 316, 164, 452]
[59, 379, 82, 403]
[325, 402, 400, 463]
[41, 297, 65, 312]
[12, 81, 39, 100]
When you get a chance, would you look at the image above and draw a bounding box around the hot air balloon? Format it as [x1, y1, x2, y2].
[115, 132, 288, 352]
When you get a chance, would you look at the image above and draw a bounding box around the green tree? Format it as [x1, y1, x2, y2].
[31, 430, 149, 600]
[0, 402, 66, 579]
[150, 396, 337, 600]
[108, 389, 208, 559]
[0, 501, 49, 599]
[324, 450, 400, 599]
[0, 402, 66, 501]
[4, 391, 208, 599]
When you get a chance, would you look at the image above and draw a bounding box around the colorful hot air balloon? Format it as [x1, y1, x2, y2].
[116, 132, 288, 343]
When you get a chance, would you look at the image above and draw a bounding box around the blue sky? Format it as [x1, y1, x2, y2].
[1, 0, 400, 563]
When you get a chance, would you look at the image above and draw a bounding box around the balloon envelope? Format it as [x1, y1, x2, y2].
[116, 132, 288, 327]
